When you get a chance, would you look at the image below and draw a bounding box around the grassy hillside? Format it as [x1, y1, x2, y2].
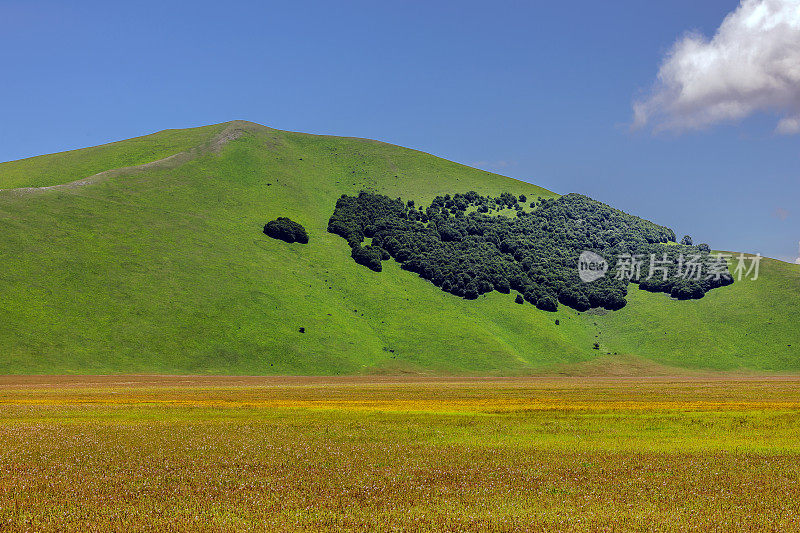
[0, 124, 226, 189]
[0, 120, 797, 374]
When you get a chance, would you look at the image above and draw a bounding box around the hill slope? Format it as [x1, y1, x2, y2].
[0, 121, 797, 374]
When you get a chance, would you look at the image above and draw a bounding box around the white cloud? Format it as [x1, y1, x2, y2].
[633, 0, 800, 134]
[777, 116, 800, 134]
[795, 241, 800, 264]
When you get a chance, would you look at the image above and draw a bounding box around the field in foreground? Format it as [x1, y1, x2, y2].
[1, 376, 800, 531]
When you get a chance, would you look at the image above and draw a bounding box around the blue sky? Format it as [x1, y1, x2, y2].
[1, 0, 798, 261]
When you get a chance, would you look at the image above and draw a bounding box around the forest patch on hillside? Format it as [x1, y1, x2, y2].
[329, 191, 733, 311]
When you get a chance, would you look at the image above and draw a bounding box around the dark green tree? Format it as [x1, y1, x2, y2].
[264, 217, 309, 244]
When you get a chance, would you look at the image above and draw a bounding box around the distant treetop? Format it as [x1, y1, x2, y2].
[264, 217, 309, 244]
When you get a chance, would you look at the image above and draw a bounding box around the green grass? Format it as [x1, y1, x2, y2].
[0, 123, 225, 189]
[0, 120, 798, 374]
[596, 255, 800, 371]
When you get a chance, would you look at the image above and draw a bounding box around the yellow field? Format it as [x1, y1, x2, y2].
[1, 376, 799, 531]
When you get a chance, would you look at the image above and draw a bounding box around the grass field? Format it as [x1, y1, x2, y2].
[1, 376, 800, 531]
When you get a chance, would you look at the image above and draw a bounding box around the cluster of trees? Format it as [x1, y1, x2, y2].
[263, 217, 309, 244]
[328, 191, 732, 311]
[630, 243, 732, 298]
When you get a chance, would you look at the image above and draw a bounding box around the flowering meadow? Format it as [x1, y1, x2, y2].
[1, 376, 799, 531]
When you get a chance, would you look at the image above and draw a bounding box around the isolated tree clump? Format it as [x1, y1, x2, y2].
[328, 191, 731, 312]
[264, 217, 309, 244]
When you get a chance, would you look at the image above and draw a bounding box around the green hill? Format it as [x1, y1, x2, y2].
[1, 120, 798, 374]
